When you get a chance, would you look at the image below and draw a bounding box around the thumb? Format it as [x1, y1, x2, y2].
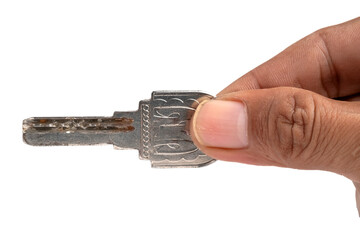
[191, 87, 360, 182]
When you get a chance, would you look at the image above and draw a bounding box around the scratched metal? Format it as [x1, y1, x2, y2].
[23, 91, 215, 168]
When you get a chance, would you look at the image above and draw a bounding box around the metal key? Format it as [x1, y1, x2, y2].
[23, 91, 215, 168]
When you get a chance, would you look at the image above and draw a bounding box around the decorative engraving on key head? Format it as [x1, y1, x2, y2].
[140, 91, 215, 168]
[141, 103, 151, 159]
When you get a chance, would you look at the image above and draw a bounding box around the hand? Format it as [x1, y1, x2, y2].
[190, 17, 360, 211]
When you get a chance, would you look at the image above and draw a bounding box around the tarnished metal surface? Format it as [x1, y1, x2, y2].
[23, 117, 134, 132]
[23, 117, 135, 146]
[23, 91, 215, 168]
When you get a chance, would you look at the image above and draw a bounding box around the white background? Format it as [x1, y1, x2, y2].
[1, 0, 359, 239]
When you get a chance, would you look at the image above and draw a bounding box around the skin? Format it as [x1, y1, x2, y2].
[190, 17, 360, 211]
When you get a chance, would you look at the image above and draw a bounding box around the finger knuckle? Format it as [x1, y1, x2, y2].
[267, 91, 317, 166]
[305, 29, 340, 98]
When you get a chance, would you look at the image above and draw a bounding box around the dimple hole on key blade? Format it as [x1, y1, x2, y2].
[23, 117, 135, 132]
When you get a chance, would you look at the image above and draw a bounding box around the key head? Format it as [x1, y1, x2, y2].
[138, 91, 215, 168]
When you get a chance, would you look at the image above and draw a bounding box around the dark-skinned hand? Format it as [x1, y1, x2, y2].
[191, 17, 360, 214]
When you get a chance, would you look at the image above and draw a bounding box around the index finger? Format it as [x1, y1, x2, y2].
[218, 17, 360, 98]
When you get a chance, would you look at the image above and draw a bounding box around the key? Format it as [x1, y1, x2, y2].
[23, 91, 215, 168]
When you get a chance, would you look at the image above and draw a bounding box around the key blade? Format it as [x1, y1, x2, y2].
[23, 115, 139, 148]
